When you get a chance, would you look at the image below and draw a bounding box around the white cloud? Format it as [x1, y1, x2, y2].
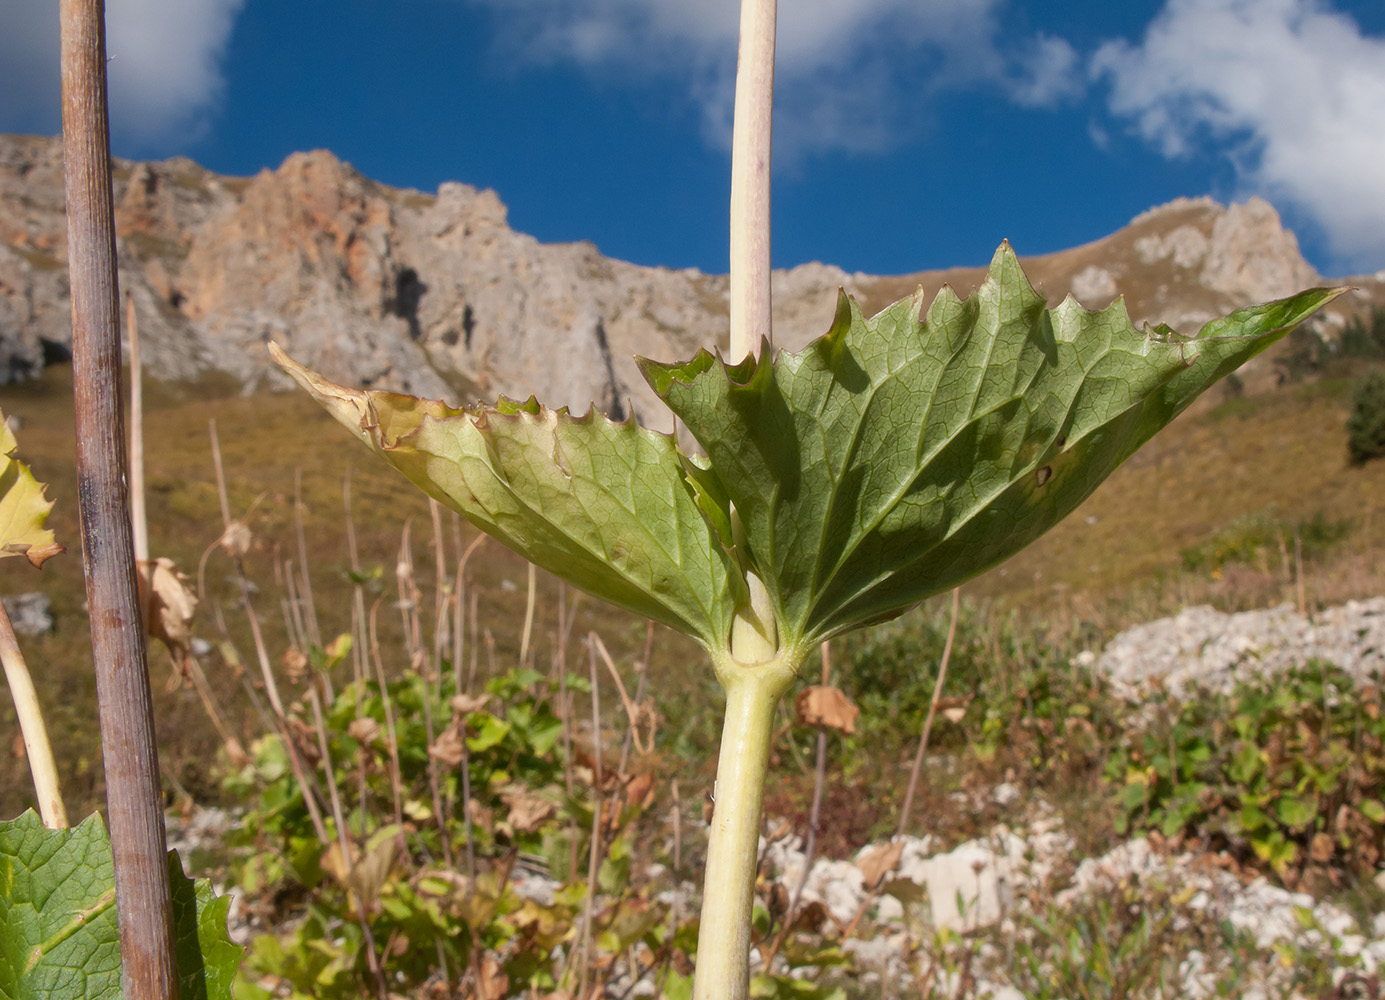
[463, 0, 1083, 157]
[1007, 34, 1083, 108]
[0, 0, 244, 149]
[1093, 0, 1385, 273]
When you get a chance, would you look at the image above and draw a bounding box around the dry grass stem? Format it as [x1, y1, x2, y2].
[590, 631, 653, 759]
[898, 587, 962, 840]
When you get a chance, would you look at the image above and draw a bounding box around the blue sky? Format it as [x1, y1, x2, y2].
[4, 0, 1385, 278]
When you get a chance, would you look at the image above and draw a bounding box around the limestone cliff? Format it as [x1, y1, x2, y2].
[2, 133, 1376, 419]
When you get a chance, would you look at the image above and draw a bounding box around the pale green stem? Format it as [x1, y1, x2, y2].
[700, 3, 782, 993]
[693, 651, 799, 1000]
[0, 601, 68, 828]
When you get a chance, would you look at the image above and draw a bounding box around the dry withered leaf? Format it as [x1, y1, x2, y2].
[795, 685, 860, 734]
[623, 771, 657, 811]
[765, 816, 793, 843]
[857, 839, 905, 889]
[346, 834, 401, 913]
[467, 797, 495, 835]
[136, 557, 198, 679]
[791, 900, 830, 933]
[287, 717, 320, 764]
[321, 841, 351, 884]
[478, 956, 509, 1000]
[767, 881, 789, 921]
[1311, 831, 1335, 863]
[880, 876, 928, 904]
[348, 717, 382, 745]
[450, 692, 492, 716]
[936, 695, 972, 724]
[223, 737, 250, 768]
[218, 519, 252, 559]
[281, 646, 309, 682]
[501, 785, 556, 834]
[429, 724, 466, 768]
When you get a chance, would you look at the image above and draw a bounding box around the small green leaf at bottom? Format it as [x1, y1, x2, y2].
[0, 810, 243, 1000]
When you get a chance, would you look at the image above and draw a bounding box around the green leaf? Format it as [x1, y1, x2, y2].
[643, 244, 1342, 645]
[750, 973, 848, 999]
[1360, 799, 1385, 824]
[275, 247, 1340, 657]
[169, 851, 244, 1000]
[0, 812, 119, 999]
[662, 969, 694, 1000]
[271, 344, 741, 651]
[466, 713, 511, 753]
[1274, 795, 1317, 832]
[0, 811, 242, 1000]
[0, 409, 63, 568]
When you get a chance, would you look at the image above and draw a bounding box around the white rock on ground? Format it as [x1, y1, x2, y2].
[1096, 598, 1385, 698]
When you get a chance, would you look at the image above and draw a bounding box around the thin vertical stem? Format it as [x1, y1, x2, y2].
[293, 469, 322, 649]
[468, 591, 480, 692]
[126, 291, 147, 564]
[592, 632, 651, 764]
[557, 585, 579, 883]
[670, 779, 682, 875]
[729, 0, 776, 362]
[618, 621, 655, 777]
[209, 419, 232, 528]
[308, 683, 387, 999]
[898, 588, 961, 839]
[519, 562, 537, 670]
[428, 497, 449, 700]
[397, 526, 451, 866]
[1294, 530, 1307, 615]
[207, 426, 330, 844]
[451, 535, 485, 696]
[60, 1, 178, 995]
[0, 603, 68, 828]
[577, 638, 605, 1000]
[367, 599, 406, 831]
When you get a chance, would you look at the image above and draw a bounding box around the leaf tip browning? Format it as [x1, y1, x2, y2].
[22, 542, 64, 569]
[268, 342, 375, 442]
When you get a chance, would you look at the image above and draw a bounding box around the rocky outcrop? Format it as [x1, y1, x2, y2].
[2, 132, 1376, 417]
[0, 135, 864, 426]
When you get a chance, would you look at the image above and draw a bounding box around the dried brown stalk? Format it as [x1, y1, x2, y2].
[61, 0, 178, 993]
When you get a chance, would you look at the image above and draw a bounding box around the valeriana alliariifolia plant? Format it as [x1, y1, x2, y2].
[272, 5, 1339, 999]
[270, 255, 1340, 995]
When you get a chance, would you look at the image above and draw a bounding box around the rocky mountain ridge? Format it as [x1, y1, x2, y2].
[2, 133, 1380, 428]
